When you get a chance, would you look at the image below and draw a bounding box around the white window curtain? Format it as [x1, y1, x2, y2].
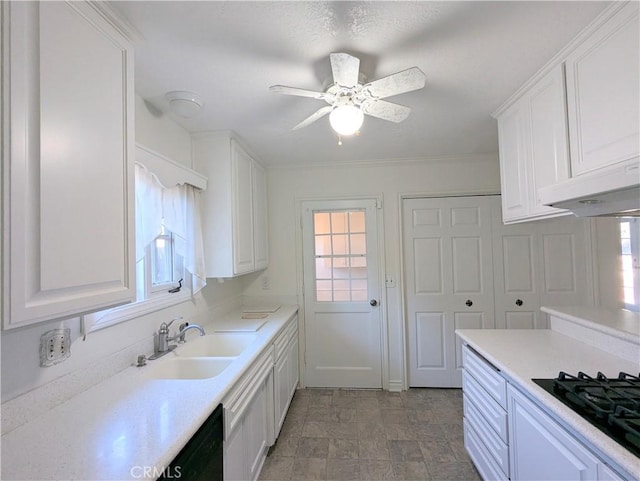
[135, 163, 207, 294]
[135, 164, 164, 261]
[162, 183, 207, 294]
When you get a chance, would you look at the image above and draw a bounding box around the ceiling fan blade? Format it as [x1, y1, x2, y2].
[292, 106, 333, 130]
[363, 67, 426, 99]
[270, 85, 327, 100]
[330, 53, 360, 89]
[361, 100, 411, 123]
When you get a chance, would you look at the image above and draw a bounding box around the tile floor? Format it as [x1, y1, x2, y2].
[259, 388, 482, 481]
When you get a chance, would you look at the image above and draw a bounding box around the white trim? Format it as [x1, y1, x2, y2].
[388, 380, 404, 393]
[87, 290, 191, 332]
[269, 152, 498, 170]
[136, 144, 207, 190]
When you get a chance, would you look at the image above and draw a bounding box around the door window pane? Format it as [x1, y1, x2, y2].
[314, 212, 331, 234]
[349, 211, 365, 232]
[331, 212, 348, 233]
[314, 210, 369, 302]
[350, 234, 366, 255]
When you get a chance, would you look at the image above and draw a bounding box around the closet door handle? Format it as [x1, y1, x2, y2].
[516, 299, 523, 307]
[465, 299, 473, 307]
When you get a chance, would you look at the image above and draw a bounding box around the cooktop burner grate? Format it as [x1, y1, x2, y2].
[532, 371, 640, 457]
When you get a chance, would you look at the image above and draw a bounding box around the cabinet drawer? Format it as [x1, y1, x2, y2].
[274, 316, 298, 360]
[463, 345, 507, 409]
[463, 394, 509, 476]
[222, 346, 273, 439]
[462, 371, 508, 443]
[464, 418, 509, 481]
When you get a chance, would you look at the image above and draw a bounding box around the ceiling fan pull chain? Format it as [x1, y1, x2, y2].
[337, 134, 343, 146]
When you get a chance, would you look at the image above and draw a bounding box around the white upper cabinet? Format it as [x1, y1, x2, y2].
[565, 3, 639, 176]
[252, 160, 269, 271]
[495, 66, 570, 223]
[494, 2, 639, 223]
[2, 2, 135, 329]
[527, 67, 572, 216]
[496, 101, 530, 221]
[193, 132, 269, 278]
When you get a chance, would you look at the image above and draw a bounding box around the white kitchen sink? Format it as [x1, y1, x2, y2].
[174, 333, 257, 358]
[145, 357, 235, 380]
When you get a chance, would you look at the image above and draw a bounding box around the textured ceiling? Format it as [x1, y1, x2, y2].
[112, 1, 610, 167]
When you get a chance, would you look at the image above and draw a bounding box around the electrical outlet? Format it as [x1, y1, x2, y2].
[40, 328, 71, 367]
[261, 276, 270, 290]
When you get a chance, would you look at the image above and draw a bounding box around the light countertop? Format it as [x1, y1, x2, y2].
[542, 305, 640, 342]
[456, 328, 640, 480]
[1, 306, 298, 481]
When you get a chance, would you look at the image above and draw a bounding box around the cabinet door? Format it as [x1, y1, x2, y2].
[527, 65, 570, 217]
[252, 160, 269, 270]
[508, 386, 599, 481]
[224, 423, 245, 481]
[565, 3, 640, 176]
[3, 2, 135, 328]
[598, 463, 625, 481]
[288, 336, 300, 401]
[231, 142, 255, 275]
[274, 335, 299, 438]
[497, 101, 530, 222]
[245, 378, 269, 481]
[274, 346, 290, 436]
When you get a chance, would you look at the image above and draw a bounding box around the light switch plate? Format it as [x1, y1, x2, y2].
[40, 328, 71, 367]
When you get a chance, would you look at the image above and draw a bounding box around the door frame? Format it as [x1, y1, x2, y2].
[294, 194, 388, 390]
[398, 190, 499, 390]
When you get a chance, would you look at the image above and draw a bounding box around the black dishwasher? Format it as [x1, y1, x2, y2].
[158, 403, 223, 481]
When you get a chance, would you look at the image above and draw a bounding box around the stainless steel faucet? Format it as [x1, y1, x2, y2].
[170, 322, 206, 343]
[149, 317, 206, 360]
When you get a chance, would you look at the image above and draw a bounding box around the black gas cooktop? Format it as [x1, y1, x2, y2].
[532, 371, 640, 457]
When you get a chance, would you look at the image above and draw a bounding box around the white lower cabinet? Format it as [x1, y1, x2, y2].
[462, 347, 509, 480]
[273, 316, 300, 438]
[222, 348, 273, 481]
[462, 344, 629, 481]
[223, 315, 300, 480]
[508, 385, 599, 480]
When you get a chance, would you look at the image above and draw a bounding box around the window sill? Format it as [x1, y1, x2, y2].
[87, 291, 192, 332]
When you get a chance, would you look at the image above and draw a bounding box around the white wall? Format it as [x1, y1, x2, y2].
[135, 95, 192, 167]
[593, 218, 624, 309]
[243, 154, 501, 389]
[1, 95, 245, 403]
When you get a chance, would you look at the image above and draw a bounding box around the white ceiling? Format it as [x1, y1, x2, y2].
[112, 1, 609, 167]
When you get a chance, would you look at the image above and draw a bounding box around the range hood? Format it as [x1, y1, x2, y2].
[538, 162, 640, 217]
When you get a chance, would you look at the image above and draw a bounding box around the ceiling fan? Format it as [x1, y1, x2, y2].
[270, 53, 426, 137]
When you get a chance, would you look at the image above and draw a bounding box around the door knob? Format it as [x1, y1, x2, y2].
[516, 299, 523, 306]
[465, 299, 473, 307]
[370, 299, 378, 307]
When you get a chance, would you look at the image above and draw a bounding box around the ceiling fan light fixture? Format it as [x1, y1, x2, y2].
[165, 90, 203, 118]
[329, 105, 364, 136]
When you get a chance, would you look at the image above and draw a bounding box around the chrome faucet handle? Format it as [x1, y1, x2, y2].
[159, 316, 183, 334]
[178, 322, 189, 343]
